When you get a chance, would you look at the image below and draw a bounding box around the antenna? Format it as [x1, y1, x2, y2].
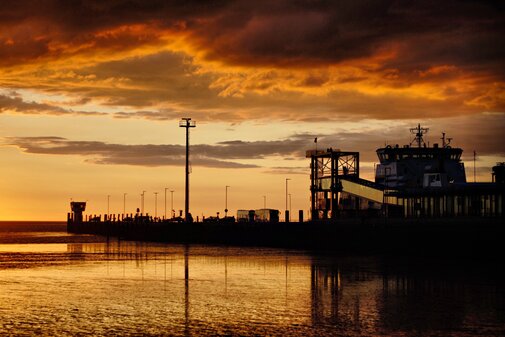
[410, 123, 429, 148]
[441, 131, 453, 148]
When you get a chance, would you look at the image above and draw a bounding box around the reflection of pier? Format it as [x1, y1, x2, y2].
[311, 264, 342, 325]
[379, 258, 505, 333]
[380, 272, 466, 331]
[59, 243, 504, 335]
[310, 258, 377, 330]
[309, 256, 505, 333]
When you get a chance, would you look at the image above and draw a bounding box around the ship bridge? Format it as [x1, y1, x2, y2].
[375, 125, 466, 188]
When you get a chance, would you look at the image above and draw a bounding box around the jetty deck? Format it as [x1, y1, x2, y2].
[68, 217, 504, 257]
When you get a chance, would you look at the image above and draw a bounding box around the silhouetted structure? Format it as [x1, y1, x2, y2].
[307, 124, 505, 219]
[492, 162, 505, 184]
[67, 123, 505, 254]
[180, 118, 196, 222]
[375, 125, 466, 188]
[307, 149, 359, 220]
[68, 201, 86, 223]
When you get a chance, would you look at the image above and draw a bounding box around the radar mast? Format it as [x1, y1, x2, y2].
[410, 123, 429, 148]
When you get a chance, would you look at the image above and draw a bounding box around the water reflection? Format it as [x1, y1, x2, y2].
[0, 238, 504, 336]
[184, 244, 189, 337]
[379, 258, 505, 335]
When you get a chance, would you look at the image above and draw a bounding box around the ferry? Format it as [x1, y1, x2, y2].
[308, 124, 504, 219]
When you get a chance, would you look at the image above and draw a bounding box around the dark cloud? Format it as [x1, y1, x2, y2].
[0, 0, 230, 66]
[0, 0, 503, 79]
[1, 1, 502, 122]
[17, 49, 485, 122]
[0, 93, 105, 116]
[79, 51, 218, 108]
[3, 136, 306, 168]
[0, 94, 66, 115]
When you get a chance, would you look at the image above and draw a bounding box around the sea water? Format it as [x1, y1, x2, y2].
[0, 222, 504, 336]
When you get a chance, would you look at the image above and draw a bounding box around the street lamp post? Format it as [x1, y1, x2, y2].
[141, 190, 146, 214]
[154, 192, 158, 218]
[123, 193, 127, 217]
[179, 118, 196, 222]
[285, 178, 291, 222]
[170, 190, 175, 218]
[164, 188, 169, 219]
[225, 185, 230, 217]
[289, 193, 292, 216]
[107, 195, 110, 219]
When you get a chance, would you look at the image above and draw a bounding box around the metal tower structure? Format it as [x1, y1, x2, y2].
[307, 148, 359, 220]
[180, 118, 196, 222]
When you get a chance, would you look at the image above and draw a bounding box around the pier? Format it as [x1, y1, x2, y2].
[67, 124, 505, 256]
[67, 213, 505, 257]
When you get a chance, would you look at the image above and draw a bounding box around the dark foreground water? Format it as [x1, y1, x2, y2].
[0, 222, 504, 336]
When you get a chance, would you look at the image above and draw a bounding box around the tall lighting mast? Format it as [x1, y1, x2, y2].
[180, 118, 196, 222]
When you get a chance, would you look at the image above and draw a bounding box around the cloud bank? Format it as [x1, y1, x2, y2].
[0, 0, 502, 123]
[4, 113, 504, 169]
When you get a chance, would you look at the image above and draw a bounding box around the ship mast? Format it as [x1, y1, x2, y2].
[410, 123, 429, 148]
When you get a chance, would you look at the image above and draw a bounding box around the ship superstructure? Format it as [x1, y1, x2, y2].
[375, 124, 466, 188]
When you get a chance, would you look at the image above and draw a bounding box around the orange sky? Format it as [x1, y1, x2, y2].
[0, 1, 504, 220]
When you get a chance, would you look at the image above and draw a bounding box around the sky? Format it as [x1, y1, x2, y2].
[0, 0, 504, 220]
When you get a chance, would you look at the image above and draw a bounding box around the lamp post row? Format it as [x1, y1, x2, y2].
[106, 189, 175, 218]
[101, 120, 297, 221]
[104, 181, 293, 219]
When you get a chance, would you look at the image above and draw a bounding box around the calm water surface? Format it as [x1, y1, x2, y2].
[0, 222, 504, 336]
